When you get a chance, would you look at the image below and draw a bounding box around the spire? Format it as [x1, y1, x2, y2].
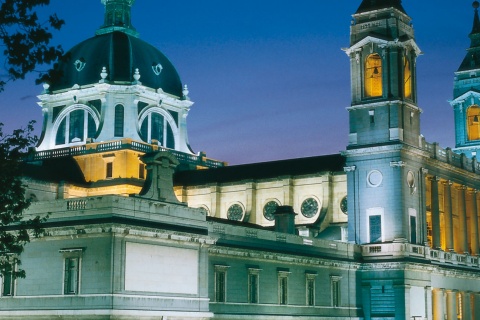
[96, 0, 139, 37]
[458, 2, 480, 71]
[356, 0, 406, 14]
[471, 1, 480, 36]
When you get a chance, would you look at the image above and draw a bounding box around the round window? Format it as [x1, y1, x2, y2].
[301, 198, 319, 218]
[407, 171, 415, 188]
[263, 201, 279, 221]
[227, 204, 244, 221]
[340, 196, 347, 215]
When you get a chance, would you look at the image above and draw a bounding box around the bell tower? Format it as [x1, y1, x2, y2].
[343, 0, 425, 246]
[451, 1, 480, 158]
[344, 0, 422, 148]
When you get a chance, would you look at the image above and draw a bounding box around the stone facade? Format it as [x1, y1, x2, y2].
[3, 0, 480, 319]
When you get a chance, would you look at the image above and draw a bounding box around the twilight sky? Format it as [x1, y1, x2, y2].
[0, 0, 475, 164]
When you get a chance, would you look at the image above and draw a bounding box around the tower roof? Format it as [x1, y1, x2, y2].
[458, 1, 480, 72]
[355, 0, 406, 14]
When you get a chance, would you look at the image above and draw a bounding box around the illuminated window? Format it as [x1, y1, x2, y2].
[467, 105, 480, 141]
[106, 162, 113, 179]
[404, 56, 412, 99]
[364, 54, 383, 98]
[114, 104, 124, 137]
[214, 265, 229, 302]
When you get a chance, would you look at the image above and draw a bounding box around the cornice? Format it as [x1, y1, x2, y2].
[208, 246, 360, 270]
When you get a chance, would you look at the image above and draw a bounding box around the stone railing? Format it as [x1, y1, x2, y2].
[421, 140, 480, 173]
[31, 139, 226, 169]
[361, 242, 480, 269]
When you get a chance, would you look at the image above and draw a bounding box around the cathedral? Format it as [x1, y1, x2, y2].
[2, 0, 480, 319]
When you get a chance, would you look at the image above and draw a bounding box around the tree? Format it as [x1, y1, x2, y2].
[0, 0, 64, 92]
[0, 121, 45, 281]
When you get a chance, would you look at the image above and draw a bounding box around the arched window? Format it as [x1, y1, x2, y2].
[467, 105, 480, 141]
[139, 111, 175, 149]
[364, 53, 383, 98]
[114, 104, 124, 137]
[55, 109, 97, 145]
[404, 56, 412, 99]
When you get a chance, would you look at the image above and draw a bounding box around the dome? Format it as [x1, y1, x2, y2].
[48, 31, 183, 97]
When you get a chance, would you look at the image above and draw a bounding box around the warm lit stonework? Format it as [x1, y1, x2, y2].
[3, 0, 480, 319]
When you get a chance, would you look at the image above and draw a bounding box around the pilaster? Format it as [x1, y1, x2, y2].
[443, 180, 454, 251]
[469, 190, 480, 255]
[457, 186, 469, 254]
[432, 288, 445, 320]
[429, 176, 441, 249]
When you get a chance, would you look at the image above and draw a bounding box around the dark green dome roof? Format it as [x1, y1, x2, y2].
[48, 31, 183, 97]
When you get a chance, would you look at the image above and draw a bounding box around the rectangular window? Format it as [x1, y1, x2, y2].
[306, 273, 317, 306]
[278, 270, 289, 305]
[331, 276, 341, 307]
[64, 257, 79, 294]
[369, 110, 375, 124]
[139, 163, 145, 179]
[369, 214, 382, 243]
[2, 264, 15, 297]
[214, 265, 229, 302]
[248, 273, 259, 303]
[114, 105, 124, 137]
[106, 162, 113, 179]
[410, 215, 417, 244]
[60, 248, 83, 295]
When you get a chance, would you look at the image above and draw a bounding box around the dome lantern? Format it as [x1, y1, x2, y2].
[96, 0, 139, 37]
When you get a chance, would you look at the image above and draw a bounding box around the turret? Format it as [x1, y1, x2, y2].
[451, 1, 480, 157]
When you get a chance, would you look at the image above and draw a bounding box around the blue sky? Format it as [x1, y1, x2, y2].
[0, 1, 475, 164]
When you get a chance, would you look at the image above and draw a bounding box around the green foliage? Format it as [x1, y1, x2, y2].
[0, 121, 46, 278]
[0, 0, 64, 92]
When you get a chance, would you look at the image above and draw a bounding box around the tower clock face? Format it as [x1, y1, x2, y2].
[301, 198, 319, 218]
[227, 204, 244, 221]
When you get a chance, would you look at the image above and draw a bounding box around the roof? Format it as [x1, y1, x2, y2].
[174, 154, 346, 186]
[355, 0, 406, 14]
[21, 157, 86, 184]
[458, 3, 480, 72]
[48, 31, 183, 97]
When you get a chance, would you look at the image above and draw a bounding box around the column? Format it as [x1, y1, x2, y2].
[245, 182, 256, 223]
[430, 176, 441, 249]
[443, 181, 454, 251]
[470, 190, 480, 256]
[458, 186, 469, 254]
[446, 290, 457, 320]
[432, 288, 445, 320]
